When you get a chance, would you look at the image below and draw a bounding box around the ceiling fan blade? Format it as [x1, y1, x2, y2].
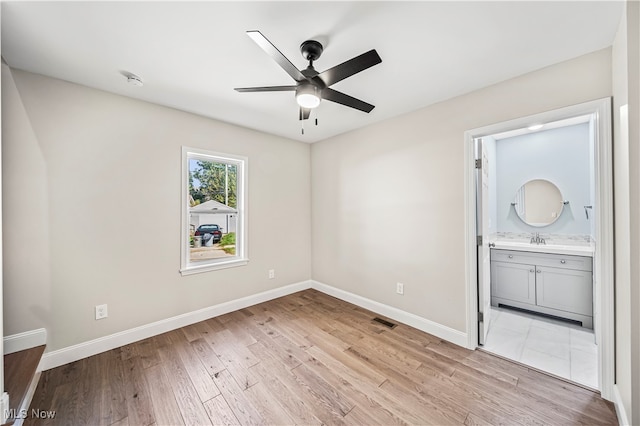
[323, 88, 375, 113]
[246, 30, 307, 82]
[234, 85, 297, 93]
[317, 49, 382, 87]
[299, 107, 311, 121]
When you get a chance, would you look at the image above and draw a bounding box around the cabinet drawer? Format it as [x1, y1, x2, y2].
[491, 249, 592, 272]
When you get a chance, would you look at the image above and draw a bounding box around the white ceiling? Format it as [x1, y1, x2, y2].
[1, 1, 624, 143]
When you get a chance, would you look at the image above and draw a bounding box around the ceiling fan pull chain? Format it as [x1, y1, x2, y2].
[315, 109, 318, 126]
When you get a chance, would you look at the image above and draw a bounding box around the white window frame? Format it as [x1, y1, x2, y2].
[180, 146, 248, 275]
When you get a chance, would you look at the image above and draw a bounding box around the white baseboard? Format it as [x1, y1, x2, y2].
[40, 280, 312, 371]
[4, 328, 47, 355]
[310, 280, 468, 347]
[39, 279, 469, 372]
[612, 384, 630, 426]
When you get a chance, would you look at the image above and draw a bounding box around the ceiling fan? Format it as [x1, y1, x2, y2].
[234, 31, 382, 122]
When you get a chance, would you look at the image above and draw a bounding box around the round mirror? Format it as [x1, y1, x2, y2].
[512, 179, 564, 227]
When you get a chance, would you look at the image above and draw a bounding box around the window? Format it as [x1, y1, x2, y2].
[181, 147, 247, 275]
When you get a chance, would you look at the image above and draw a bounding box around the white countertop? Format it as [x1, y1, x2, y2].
[492, 240, 594, 257]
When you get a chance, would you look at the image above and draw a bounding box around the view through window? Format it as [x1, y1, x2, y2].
[181, 148, 247, 274]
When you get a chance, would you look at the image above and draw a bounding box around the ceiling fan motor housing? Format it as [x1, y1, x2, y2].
[300, 40, 323, 62]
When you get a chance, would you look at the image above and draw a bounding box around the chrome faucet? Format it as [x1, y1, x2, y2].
[530, 232, 546, 245]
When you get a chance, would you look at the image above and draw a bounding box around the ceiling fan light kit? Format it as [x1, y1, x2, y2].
[296, 83, 321, 109]
[234, 30, 382, 132]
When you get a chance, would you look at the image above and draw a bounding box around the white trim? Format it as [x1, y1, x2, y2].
[310, 280, 468, 347]
[3, 328, 47, 355]
[180, 259, 249, 275]
[40, 280, 311, 371]
[612, 385, 631, 426]
[463, 97, 615, 400]
[12, 371, 41, 426]
[180, 146, 249, 276]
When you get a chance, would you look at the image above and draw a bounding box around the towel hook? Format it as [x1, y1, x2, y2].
[584, 205, 593, 220]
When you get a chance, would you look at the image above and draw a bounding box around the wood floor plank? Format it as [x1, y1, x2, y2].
[190, 337, 226, 377]
[47, 381, 83, 426]
[211, 369, 263, 425]
[181, 323, 206, 342]
[367, 327, 459, 376]
[306, 342, 387, 388]
[157, 344, 212, 425]
[290, 362, 354, 418]
[344, 405, 403, 426]
[414, 363, 526, 426]
[170, 330, 221, 402]
[380, 380, 468, 425]
[75, 350, 112, 425]
[122, 356, 155, 426]
[352, 334, 423, 370]
[262, 310, 312, 347]
[464, 411, 497, 426]
[249, 358, 323, 425]
[101, 349, 128, 425]
[201, 328, 259, 390]
[109, 416, 130, 426]
[305, 328, 351, 352]
[209, 327, 260, 369]
[223, 311, 260, 346]
[152, 331, 174, 349]
[451, 364, 604, 425]
[119, 343, 138, 361]
[134, 337, 161, 370]
[303, 354, 407, 426]
[202, 395, 240, 426]
[243, 381, 296, 425]
[144, 364, 185, 426]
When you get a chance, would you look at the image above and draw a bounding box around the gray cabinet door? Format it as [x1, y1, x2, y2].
[491, 261, 536, 305]
[536, 266, 593, 316]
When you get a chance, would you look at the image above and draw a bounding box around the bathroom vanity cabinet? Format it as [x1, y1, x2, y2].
[490, 248, 593, 328]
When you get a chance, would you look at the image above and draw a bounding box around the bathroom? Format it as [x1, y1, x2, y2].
[479, 114, 598, 389]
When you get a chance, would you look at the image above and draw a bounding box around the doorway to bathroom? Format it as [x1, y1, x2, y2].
[464, 98, 614, 399]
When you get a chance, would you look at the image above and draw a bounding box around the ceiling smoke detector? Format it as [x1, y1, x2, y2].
[126, 74, 143, 87]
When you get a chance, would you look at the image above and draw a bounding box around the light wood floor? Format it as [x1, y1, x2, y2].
[26, 289, 618, 425]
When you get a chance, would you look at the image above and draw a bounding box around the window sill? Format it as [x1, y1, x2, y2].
[180, 258, 249, 276]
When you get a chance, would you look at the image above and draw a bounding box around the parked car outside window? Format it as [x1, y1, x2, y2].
[194, 224, 222, 243]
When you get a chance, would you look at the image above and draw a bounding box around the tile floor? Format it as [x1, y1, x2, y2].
[482, 306, 598, 389]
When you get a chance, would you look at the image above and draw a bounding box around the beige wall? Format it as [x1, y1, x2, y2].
[311, 49, 612, 333]
[2, 67, 311, 352]
[1, 65, 52, 335]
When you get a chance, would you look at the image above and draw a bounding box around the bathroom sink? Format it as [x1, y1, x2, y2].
[492, 240, 594, 256]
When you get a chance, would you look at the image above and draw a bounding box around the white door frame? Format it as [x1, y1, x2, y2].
[463, 97, 614, 400]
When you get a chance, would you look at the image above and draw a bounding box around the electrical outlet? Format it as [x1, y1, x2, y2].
[268, 269, 275, 279]
[95, 304, 108, 320]
[396, 282, 404, 295]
